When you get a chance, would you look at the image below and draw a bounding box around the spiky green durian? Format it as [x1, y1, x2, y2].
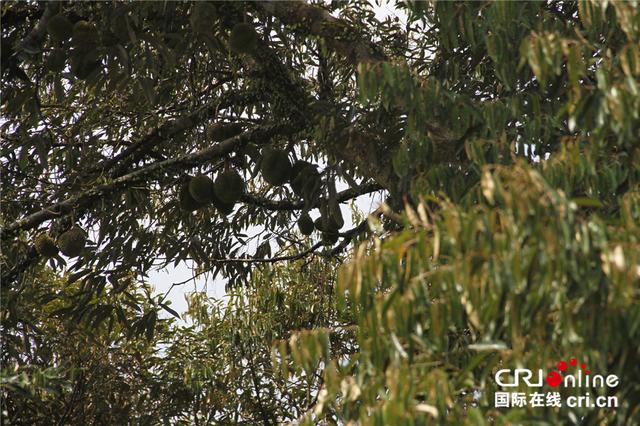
[297, 213, 314, 236]
[214, 170, 245, 204]
[314, 210, 342, 233]
[290, 161, 321, 198]
[46, 14, 73, 41]
[179, 181, 206, 211]
[70, 48, 100, 80]
[57, 226, 86, 257]
[72, 20, 99, 47]
[46, 48, 66, 72]
[322, 231, 339, 245]
[261, 148, 292, 186]
[35, 234, 59, 257]
[188, 174, 216, 203]
[211, 189, 235, 216]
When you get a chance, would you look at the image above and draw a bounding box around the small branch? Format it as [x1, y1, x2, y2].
[208, 208, 381, 265]
[240, 343, 276, 426]
[209, 241, 324, 265]
[241, 182, 383, 211]
[330, 207, 383, 256]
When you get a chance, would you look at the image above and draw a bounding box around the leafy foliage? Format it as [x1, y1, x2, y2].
[2, 0, 639, 425]
[1, 268, 173, 424]
[301, 169, 638, 423]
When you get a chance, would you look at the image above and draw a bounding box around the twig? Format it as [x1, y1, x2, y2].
[209, 241, 324, 265]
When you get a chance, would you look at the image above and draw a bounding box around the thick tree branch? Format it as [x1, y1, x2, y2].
[17, 3, 55, 54]
[259, 2, 386, 64]
[1, 125, 291, 241]
[98, 90, 255, 178]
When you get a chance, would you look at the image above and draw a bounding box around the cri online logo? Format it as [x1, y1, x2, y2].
[495, 357, 619, 389]
[546, 358, 589, 387]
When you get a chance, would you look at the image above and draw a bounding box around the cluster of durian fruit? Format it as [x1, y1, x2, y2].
[34, 226, 87, 258]
[261, 147, 345, 245]
[46, 2, 261, 79]
[44, 12, 105, 79]
[179, 170, 245, 215]
[180, 143, 344, 244]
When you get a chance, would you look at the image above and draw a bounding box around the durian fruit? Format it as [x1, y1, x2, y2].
[72, 21, 99, 48]
[188, 174, 216, 203]
[261, 148, 292, 186]
[292, 168, 322, 200]
[214, 170, 245, 204]
[290, 161, 320, 198]
[206, 122, 244, 142]
[46, 48, 66, 72]
[290, 160, 311, 178]
[34, 234, 59, 257]
[229, 23, 258, 54]
[327, 201, 344, 230]
[297, 213, 314, 236]
[211, 190, 235, 216]
[240, 143, 261, 164]
[314, 216, 335, 233]
[57, 226, 86, 257]
[46, 14, 73, 41]
[190, 2, 217, 35]
[70, 48, 100, 80]
[302, 175, 322, 200]
[322, 231, 339, 245]
[179, 181, 206, 211]
[314, 207, 343, 233]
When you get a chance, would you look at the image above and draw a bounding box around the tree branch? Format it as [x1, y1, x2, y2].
[208, 207, 381, 265]
[259, 2, 387, 64]
[330, 207, 383, 256]
[97, 90, 255, 178]
[17, 3, 55, 54]
[209, 241, 324, 265]
[1, 124, 291, 241]
[241, 182, 383, 211]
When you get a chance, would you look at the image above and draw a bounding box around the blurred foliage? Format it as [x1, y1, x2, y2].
[1, 267, 175, 424]
[2, 256, 349, 424]
[2, 0, 639, 424]
[293, 168, 639, 424]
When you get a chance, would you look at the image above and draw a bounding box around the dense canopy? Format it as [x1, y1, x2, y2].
[1, 1, 639, 424]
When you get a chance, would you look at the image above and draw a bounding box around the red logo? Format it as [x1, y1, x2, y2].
[545, 357, 590, 387]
